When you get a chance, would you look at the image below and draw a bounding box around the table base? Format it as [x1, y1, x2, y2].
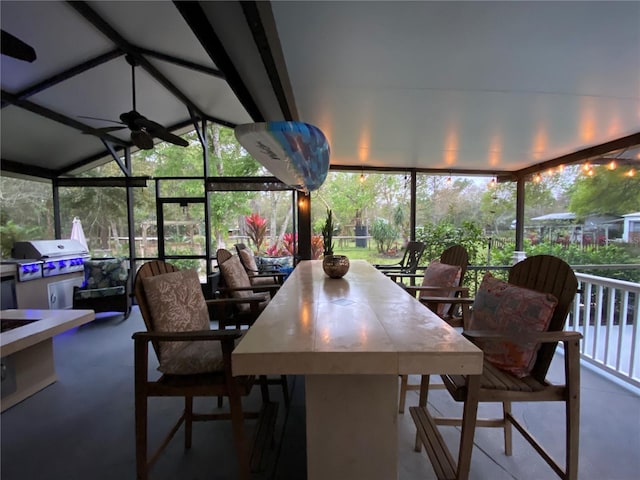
[306, 374, 398, 480]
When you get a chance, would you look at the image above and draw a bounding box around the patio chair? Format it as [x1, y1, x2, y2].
[410, 255, 581, 480]
[72, 257, 132, 319]
[132, 260, 277, 480]
[390, 245, 469, 413]
[373, 240, 425, 275]
[216, 249, 290, 407]
[235, 243, 287, 286]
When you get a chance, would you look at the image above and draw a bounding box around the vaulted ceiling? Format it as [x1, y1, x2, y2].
[2, 1, 639, 181]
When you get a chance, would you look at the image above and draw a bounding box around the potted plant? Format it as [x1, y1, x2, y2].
[321, 208, 349, 278]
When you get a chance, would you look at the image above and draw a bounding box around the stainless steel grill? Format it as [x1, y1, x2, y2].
[12, 240, 90, 280]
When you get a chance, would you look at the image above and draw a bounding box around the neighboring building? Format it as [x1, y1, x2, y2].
[622, 212, 640, 244]
[530, 212, 623, 245]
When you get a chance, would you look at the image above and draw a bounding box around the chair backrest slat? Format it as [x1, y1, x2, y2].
[402, 241, 426, 273]
[438, 245, 469, 318]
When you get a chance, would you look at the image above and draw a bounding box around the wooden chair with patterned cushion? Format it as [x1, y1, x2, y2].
[235, 243, 287, 286]
[133, 260, 275, 480]
[410, 255, 581, 480]
[389, 245, 469, 413]
[216, 249, 290, 407]
[216, 248, 280, 328]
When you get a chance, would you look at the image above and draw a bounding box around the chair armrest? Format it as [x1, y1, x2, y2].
[463, 329, 583, 344]
[386, 272, 424, 282]
[373, 263, 402, 270]
[406, 286, 469, 295]
[206, 296, 266, 306]
[252, 272, 287, 279]
[132, 329, 243, 343]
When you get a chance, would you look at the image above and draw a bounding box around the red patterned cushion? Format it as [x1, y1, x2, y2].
[468, 272, 558, 378]
[420, 260, 462, 316]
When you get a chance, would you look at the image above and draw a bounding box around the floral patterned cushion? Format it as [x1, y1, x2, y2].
[257, 256, 293, 270]
[82, 257, 128, 289]
[420, 260, 462, 316]
[468, 272, 558, 378]
[219, 255, 269, 313]
[142, 269, 223, 375]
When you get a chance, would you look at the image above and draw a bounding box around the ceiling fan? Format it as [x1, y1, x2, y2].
[1, 30, 37, 62]
[81, 55, 188, 150]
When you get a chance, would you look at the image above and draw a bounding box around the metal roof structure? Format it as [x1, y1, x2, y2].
[2, 1, 639, 181]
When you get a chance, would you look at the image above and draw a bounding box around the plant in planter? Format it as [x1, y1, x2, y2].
[321, 208, 335, 257]
[321, 208, 349, 278]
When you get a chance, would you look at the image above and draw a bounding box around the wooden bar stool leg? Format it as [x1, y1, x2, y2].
[398, 374, 409, 414]
[456, 374, 480, 480]
[414, 375, 430, 452]
[502, 400, 512, 455]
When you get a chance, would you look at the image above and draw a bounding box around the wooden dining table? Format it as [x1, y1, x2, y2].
[232, 260, 483, 479]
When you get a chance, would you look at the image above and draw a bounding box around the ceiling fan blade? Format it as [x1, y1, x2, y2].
[82, 126, 126, 135]
[150, 128, 189, 147]
[79, 115, 125, 125]
[131, 130, 154, 150]
[134, 116, 188, 147]
[1, 30, 36, 62]
[133, 116, 165, 131]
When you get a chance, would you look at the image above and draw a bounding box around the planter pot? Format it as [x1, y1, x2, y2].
[322, 255, 350, 278]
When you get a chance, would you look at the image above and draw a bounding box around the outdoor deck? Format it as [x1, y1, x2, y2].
[1, 307, 638, 480]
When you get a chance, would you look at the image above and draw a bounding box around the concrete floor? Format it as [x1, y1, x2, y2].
[1, 307, 638, 480]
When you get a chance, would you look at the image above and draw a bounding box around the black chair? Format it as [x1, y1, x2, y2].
[373, 240, 425, 275]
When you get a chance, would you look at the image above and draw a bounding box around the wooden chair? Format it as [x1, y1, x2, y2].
[133, 260, 276, 480]
[390, 245, 469, 413]
[216, 248, 280, 328]
[410, 255, 581, 480]
[374, 240, 425, 275]
[235, 243, 287, 286]
[216, 249, 290, 407]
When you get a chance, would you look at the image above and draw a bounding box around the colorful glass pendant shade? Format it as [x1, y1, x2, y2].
[234, 121, 330, 193]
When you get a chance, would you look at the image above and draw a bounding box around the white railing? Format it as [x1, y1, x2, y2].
[567, 273, 640, 389]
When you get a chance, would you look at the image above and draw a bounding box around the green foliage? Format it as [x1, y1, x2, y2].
[0, 220, 43, 258]
[569, 168, 640, 216]
[490, 241, 640, 282]
[415, 220, 485, 264]
[370, 219, 398, 254]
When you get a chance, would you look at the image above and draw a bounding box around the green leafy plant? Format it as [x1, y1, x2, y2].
[322, 208, 335, 256]
[370, 219, 398, 254]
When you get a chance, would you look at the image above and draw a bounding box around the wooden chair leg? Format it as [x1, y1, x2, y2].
[565, 338, 581, 480]
[135, 393, 148, 480]
[414, 375, 430, 452]
[259, 375, 270, 403]
[184, 396, 193, 449]
[399, 374, 409, 414]
[280, 375, 290, 408]
[457, 374, 480, 480]
[217, 396, 223, 408]
[502, 400, 513, 456]
[228, 388, 250, 480]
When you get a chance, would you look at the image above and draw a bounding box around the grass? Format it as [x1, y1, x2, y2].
[332, 242, 403, 265]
